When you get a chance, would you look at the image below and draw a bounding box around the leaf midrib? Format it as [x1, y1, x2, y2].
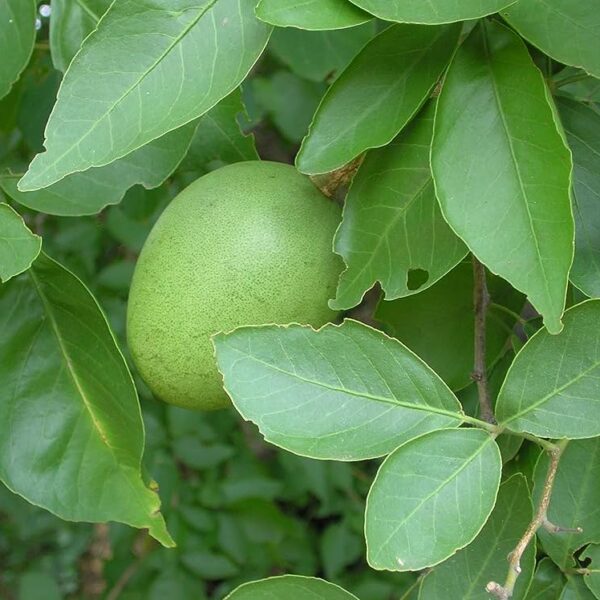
[230, 344, 465, 423]
[28, 267, 115, 454]
[482, 24, 554, 315]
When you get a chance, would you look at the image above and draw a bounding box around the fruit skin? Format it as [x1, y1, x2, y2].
[127, 161, 343, 411]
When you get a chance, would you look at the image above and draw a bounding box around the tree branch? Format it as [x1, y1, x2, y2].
[486, 439, 571, 599]
[472, 256, 496, 424]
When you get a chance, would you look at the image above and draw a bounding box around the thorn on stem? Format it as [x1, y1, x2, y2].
[543, 518, 583, 534]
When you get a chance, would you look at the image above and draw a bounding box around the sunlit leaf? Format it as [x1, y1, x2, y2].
[365, 428, 501, 571]
[214, 320, 464, 461]
[348, 0, 515, 24]
[297, 23, 460, 175]
[503, 0, 600, 78]
[256, 0, 371, 30]
[497, 300, 600, 439]
[432, 20, 573, 334]
[19, 0, 271, 191]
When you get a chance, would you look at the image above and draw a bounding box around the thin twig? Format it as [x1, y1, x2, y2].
[487, 439, 572, 599]
[472, 257, 496, 424]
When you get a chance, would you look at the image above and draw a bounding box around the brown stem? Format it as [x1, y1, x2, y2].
[472, 256, 496, 424]
[486, 440, 569, 599]
[79, 523, 112, 599]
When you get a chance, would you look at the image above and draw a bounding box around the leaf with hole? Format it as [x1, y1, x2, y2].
[19, 0, 271, 191]
[432, 20, 573, 335]
[365, 428, 502, 571]
[581, 545, 600, 599]
[256, 0, 371, 30]
[419, 474, 534, 600]
[0, 203, 41, 282]
[225, 575, 359, 599]
[296, 23, 460, 175]
[0, 253, 172, 546]
[497, 300, 600, 439]
[556, 98, 600, 298]
[377, 262, 524, 391]
[534, 438, 600, 569]
[214, 320, 465, 461]
[503, 0, 600, 79]
[348, 0, 516, 24]
[0, 0, 36, 100]
[331, 102, 467, 311]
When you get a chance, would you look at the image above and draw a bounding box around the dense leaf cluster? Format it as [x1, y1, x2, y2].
[1, 0, 600, 598]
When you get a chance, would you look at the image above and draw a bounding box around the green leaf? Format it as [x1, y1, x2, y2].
[496, 300, 600, 439]
[534, 439, 600, 568]
[561, 577, 596, 600]
[181, 551, 239, 579]
[256, 0, 371, 30]
[3, 122, 196, 216]
[419, 474, 534, 600]
[252, 72, 324, 144]
[377, 262, 524, 391]
[180, 88, 258, 172]
[331, 102, 467, 310]
[0, 203, 41, 282]
[432, 21, 573, 335]
[525, 558, 566, 600]
[581, 545, 600, 599]
[503, 0, 600, 79]
[348, 0, 516, 24]
[365, 428, 502, 571]
[0, 0, 36, 100]
[556, 98, 600, 298]
[269, 24, 376, 83]
[225, 575, 359, 599]
[0, 253, 172, 546]
[19, 0, 271, 191]
[320, 522, 362, 580]
[18, 572, 61, 600]
[296, 23, 460, 175]
[214, 320, 465, 461]
[49, 0, 112, 72]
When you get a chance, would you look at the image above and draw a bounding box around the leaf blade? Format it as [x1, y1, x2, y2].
[0, 253, 172, 545]
[431, 21, 573, 334]
[503, 0, 600, 79]
[365, 428, 502, 571]
[419, 474, 535, 600]
[19, 0, 271, 191]
[214, 320, 465, 461]
[0, 0, 36, 99]
[497, 300, 600, 439]
[256, 0, 371, 30]
[0, 203, 41, 282]
[225, 575, 359, 599]
[348, 0, 516, 24]
[331, 102, 467, 310]
[296, 23, 460, 175]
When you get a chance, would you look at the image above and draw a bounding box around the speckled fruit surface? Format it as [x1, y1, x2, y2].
[127, 161, 343, 410]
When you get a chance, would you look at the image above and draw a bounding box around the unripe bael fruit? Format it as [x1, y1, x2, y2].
[127, 161, 343, 411]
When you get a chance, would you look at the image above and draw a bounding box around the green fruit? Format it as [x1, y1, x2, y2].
[127, 161, 343, 410]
